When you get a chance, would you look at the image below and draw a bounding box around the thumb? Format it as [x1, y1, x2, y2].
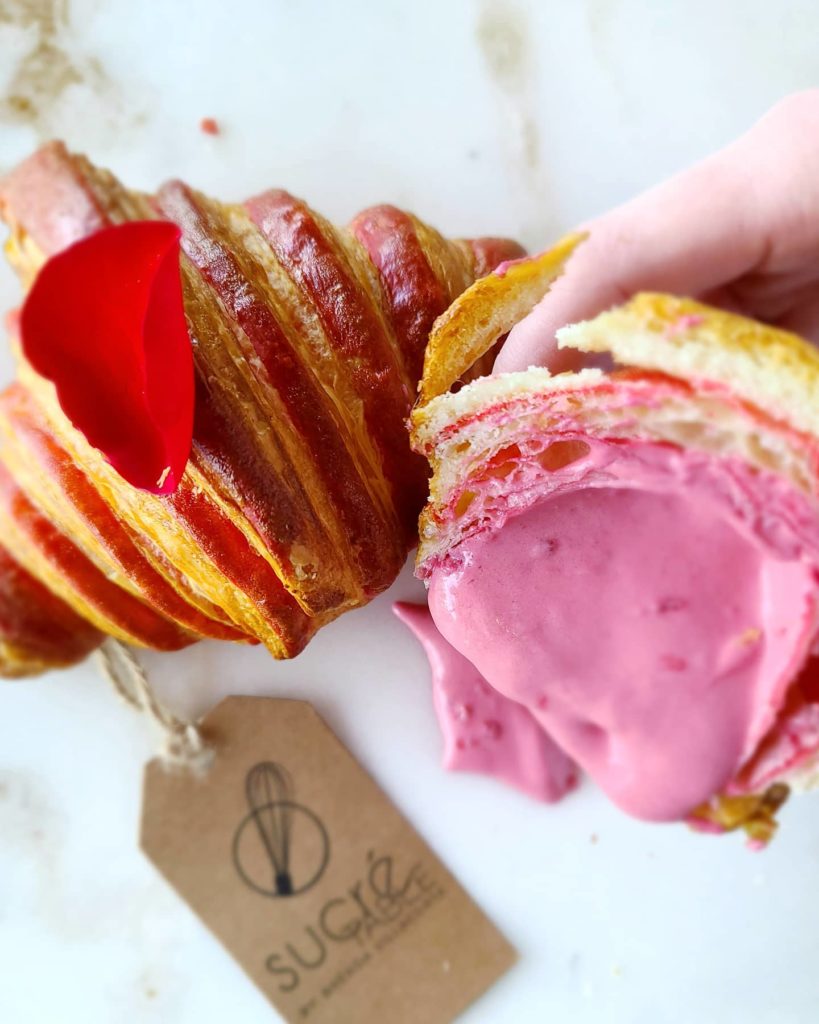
[493, 261, 625, 374]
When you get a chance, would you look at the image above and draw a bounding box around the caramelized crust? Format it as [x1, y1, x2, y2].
[0, 542, 101, 678]
[0, 142, 523, 675]
[0, 462, 193, 651]
[0, 383, 245, 643]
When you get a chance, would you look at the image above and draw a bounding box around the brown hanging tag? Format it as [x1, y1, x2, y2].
[141, 696, 516, 1024]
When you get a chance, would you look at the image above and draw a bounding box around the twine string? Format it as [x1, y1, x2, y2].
[95, 639, 213, 773]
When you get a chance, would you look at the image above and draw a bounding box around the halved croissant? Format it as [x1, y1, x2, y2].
[410, 255, 819, 839]
[0, 142, 524, 676]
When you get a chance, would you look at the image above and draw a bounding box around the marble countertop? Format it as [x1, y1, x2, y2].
[2, 2, 819, 1021]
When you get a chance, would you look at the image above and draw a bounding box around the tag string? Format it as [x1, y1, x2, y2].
[95, 639, 213, 773]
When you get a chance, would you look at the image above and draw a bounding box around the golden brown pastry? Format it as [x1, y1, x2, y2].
[0, 142, 524, 676]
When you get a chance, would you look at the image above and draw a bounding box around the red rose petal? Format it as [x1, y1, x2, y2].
[20, 222, 194, 494]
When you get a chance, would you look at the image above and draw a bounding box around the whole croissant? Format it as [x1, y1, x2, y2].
[0, 142, 523, 677]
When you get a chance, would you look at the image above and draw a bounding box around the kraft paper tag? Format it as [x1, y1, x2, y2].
[141, 697, 516, 1023]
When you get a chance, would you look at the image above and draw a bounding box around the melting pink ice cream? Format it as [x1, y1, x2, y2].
[402, 433, 819, 822]
[394, 602, 578, 802]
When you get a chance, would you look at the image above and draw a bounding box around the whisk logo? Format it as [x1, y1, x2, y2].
[232, 762, 330, 898]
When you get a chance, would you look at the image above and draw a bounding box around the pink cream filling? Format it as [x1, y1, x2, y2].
[394, 601, 578, 802]
[425, 436, 819, 821]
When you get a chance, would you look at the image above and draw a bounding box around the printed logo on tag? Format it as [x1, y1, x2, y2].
[233, 762, 330, 898]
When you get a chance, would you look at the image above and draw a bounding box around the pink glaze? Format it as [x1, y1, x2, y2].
[427, 438, 819, 821]
[393, 602, 578, 802]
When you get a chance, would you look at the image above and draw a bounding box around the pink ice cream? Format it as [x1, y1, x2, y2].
[422, 428, 819, 821]
[394, 601, 578, 802]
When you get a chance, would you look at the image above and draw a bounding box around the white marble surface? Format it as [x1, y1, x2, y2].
[2, 2, 819, 1021]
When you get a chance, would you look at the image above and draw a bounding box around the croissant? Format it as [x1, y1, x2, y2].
[409, 249, 819, 840]
[0, 142, 524, 677]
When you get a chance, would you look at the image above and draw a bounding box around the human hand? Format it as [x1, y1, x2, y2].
[496, 91, 819, 374]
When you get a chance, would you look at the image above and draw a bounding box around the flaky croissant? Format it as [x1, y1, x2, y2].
[0, 142, 523, 677]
